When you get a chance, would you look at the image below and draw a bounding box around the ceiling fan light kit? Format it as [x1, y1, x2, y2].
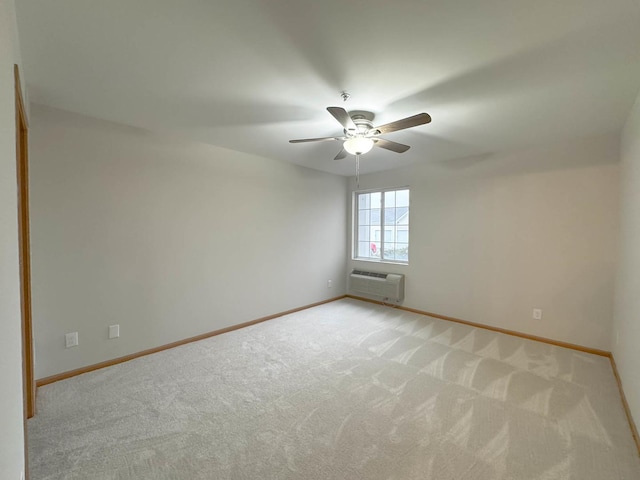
[289, 102, 431, 161]
[344, 137, 374, 155]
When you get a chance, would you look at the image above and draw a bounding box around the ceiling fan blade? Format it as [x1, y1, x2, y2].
[373, 113, 431, 135]
[374, 138, 411, 153]
[289, 136, 344, 143]
[334, 147, 348, 160]
[327, 107, 357, 131]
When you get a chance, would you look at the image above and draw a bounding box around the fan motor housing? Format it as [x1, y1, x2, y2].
[346, 110, 376, 136]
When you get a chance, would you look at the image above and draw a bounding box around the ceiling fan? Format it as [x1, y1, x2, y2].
[289, 107, 431, 160]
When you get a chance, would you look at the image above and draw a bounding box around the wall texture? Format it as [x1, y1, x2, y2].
[348, 134, 620, 351]
[29, 105, 348, 379]
[0, 0, 26, 477]
[613, 91, 640, 430]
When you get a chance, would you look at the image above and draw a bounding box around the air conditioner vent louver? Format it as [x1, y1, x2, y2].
[352, 270, 388, 279]
[349, 269, 405, 302]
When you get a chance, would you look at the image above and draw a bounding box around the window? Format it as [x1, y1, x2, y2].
[354, 187, 409, 263]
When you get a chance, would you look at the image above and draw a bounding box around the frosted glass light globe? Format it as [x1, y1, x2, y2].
[344, 137, 374, 155]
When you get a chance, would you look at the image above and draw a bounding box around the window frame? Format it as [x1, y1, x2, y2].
[353, 186, 410, 265]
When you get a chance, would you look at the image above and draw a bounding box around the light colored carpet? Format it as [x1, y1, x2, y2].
[29, 298, 640, 479]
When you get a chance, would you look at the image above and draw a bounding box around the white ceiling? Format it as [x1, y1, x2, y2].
[15, 0, 640, 176]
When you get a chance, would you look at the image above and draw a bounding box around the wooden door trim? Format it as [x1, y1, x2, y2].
[15, 64, 34, 480]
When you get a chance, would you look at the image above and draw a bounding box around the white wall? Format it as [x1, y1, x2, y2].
[29, 105, 347, 379]
[348, 134, 620, 351]
[0, 0, 26, 477]
[613, 91, 640, 429]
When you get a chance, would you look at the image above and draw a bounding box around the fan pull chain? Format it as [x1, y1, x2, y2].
[355, 154, 360, 189]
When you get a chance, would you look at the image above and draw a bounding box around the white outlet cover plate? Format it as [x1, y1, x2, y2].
[533, 308, 543, 320]
[65, 332, 78, 348]
[109, 324, 120, 339]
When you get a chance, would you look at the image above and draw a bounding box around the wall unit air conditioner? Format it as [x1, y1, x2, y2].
[349, 270, 405, 302]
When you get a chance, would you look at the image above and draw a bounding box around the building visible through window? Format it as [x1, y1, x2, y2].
[355, 188, 409, 263]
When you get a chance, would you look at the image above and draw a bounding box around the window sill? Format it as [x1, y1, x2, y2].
[352, 257, 408, 266]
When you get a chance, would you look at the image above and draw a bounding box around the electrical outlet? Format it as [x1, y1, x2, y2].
[109, 324, 120, 339]
[327, 279, 332, 289]
[65, 332, 79, 348]
[532, 308, 542, 320]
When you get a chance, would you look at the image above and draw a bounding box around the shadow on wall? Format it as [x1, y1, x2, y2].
[430, 133, 619, 179]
